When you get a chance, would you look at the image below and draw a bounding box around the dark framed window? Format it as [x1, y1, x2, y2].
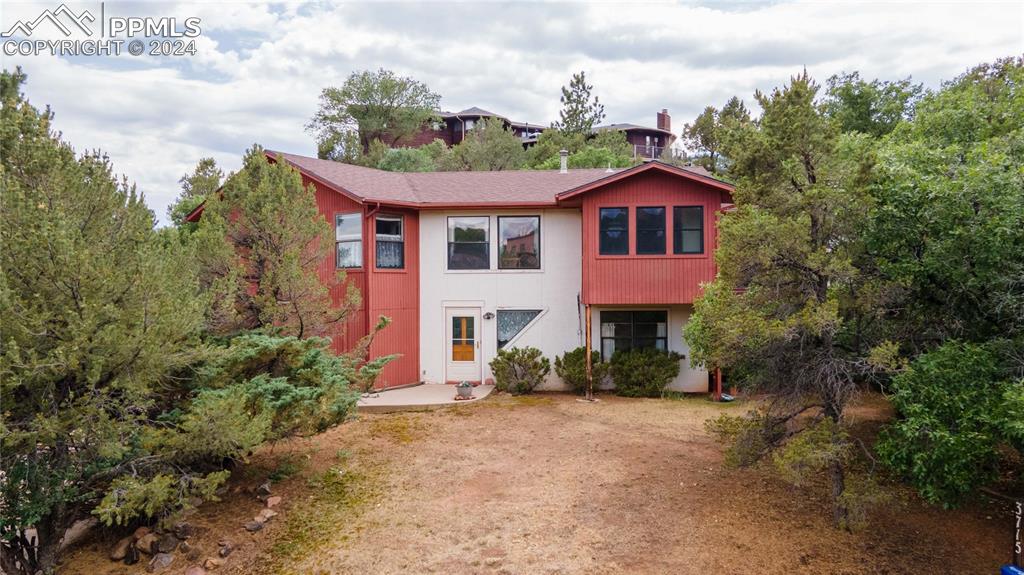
[636, 206, 666, 254]
[673, 206, 704, 254]
[599, 310, 668, 360]
[498, 216, 540, 269]
[599, 207, 628, 255]
[448, 216, 489, 270]
[497, 309, 542, 348]
[375, 215, 403, 269]
[335, 213, 362, 268]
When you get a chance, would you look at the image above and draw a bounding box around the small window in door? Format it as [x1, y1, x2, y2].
[451, 316, 475, 361]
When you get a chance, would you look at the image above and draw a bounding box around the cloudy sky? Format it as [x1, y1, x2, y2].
[2, 1, 1022, 224]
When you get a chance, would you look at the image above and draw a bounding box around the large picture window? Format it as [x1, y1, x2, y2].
[636, 206, 666, 254]
[448, 216, 489, 269]
[375, 215, 404, 269]
[335, 213, 362, 268]
[599, 310, 668, 359]
[498, 216, 540, 269]
[673, 206, 704, 254]
[497, 309, 542, 348]
[599, 207, 628, 255]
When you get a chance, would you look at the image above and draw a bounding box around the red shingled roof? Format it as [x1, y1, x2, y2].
[266, 150, 727, 208]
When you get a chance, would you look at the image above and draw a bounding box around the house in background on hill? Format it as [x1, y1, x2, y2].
[404, 107, 679, 160]
[187, 149, 732, 394]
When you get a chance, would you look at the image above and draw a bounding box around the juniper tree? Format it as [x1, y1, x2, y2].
[307, 68, 441, 157]
[191, 145, 361, 338]
[0, 68, 208, 574]
[685, 72, 882, 528]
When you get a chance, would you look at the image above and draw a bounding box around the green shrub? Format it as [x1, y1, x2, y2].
[608, 348, 682, 397]
[876, 340, 1021, 506]
[489, 347, 551, 395]
[554, 346, 608, 394]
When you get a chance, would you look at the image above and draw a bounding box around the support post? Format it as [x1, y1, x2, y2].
[714, 367, 723, 402]
[585, 304, 593, 401]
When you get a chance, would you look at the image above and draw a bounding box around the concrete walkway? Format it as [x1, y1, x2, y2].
[357, 383, 495, 413]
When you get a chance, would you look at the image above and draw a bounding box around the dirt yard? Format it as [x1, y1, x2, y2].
[60, 393, 1014, 575]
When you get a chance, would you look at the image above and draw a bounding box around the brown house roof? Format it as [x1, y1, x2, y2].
[185, 152, 730, 222]
[267, 150, 617, 207]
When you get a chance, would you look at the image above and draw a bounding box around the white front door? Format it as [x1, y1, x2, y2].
[445, 307, 482, 383]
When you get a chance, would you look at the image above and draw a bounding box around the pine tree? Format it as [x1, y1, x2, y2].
[552, 71, 605, 136]
[168, 157, 222, 228]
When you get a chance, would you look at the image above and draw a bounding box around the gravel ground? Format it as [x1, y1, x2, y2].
[60, 393, 1013, 575]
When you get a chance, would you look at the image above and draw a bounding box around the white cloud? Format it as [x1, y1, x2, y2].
[2, 0, 1021, 224]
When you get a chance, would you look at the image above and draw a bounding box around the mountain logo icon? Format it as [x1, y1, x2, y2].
[1, 4, 96, 38]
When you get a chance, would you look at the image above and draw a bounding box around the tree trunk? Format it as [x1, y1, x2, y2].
[824, 402, 850, 530]
[829, 458, 849, 529]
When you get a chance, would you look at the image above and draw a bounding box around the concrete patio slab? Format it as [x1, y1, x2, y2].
[357, 383, 495, 413]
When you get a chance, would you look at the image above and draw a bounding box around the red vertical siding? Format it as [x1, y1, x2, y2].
[580, 170, 722, 305]
[309, 178, 367, 353]
[365, 208, 421, 389]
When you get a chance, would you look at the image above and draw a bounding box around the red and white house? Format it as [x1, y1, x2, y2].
[194, 150, 734, 392]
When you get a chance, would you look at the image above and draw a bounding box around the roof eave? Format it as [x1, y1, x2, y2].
[556, 161, 734, 202]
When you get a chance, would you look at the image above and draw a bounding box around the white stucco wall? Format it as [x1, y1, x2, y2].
[589, 305, 709, 393]
[419, 209, 584, 390]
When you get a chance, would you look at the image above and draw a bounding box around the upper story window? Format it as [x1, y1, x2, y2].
[636, 207, 666, 255]
[599, 207, 629, 255]
[673, 206, 704, 254]
[498, 216, 540, 269]
[464, 119, 475, 130]
[336, 213, 362, 268]
[376, 215, 404, 269]
[448, 216, 489, 269]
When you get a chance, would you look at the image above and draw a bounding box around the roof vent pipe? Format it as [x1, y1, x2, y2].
[559, 149, 569, 174]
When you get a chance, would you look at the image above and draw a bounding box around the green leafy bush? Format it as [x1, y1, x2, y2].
[489, 347, 551, 395]
[554, 347, 608, 394]
[608, 348, 682, 397]
[877, 340, 1022, 506]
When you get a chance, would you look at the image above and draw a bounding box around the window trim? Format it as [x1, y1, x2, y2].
[635, 206, 666, 255]
[598, 206, 630, 256]
[447, 215, 490, 270]
[599, 309, 670, 361]
[497, 215, 541, 270]
[335, 212, 362, 269]
[673, 205, 705, 255]
[375, 214, 404, 270]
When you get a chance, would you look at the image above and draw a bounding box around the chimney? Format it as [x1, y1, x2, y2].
[559, 149, 568, 173]
[657, 108, 671, 132]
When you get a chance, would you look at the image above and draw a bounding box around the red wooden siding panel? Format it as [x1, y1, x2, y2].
[581, 170, 721, 305]
[308, 176, 368, 352]
[366, 208, 421, 388]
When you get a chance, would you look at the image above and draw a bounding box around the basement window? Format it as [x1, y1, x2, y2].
[497, 310, 542, 349]
[375, 215, 404, 269]
[600, 310, 668, 360]
[336, 213, 362, 268]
